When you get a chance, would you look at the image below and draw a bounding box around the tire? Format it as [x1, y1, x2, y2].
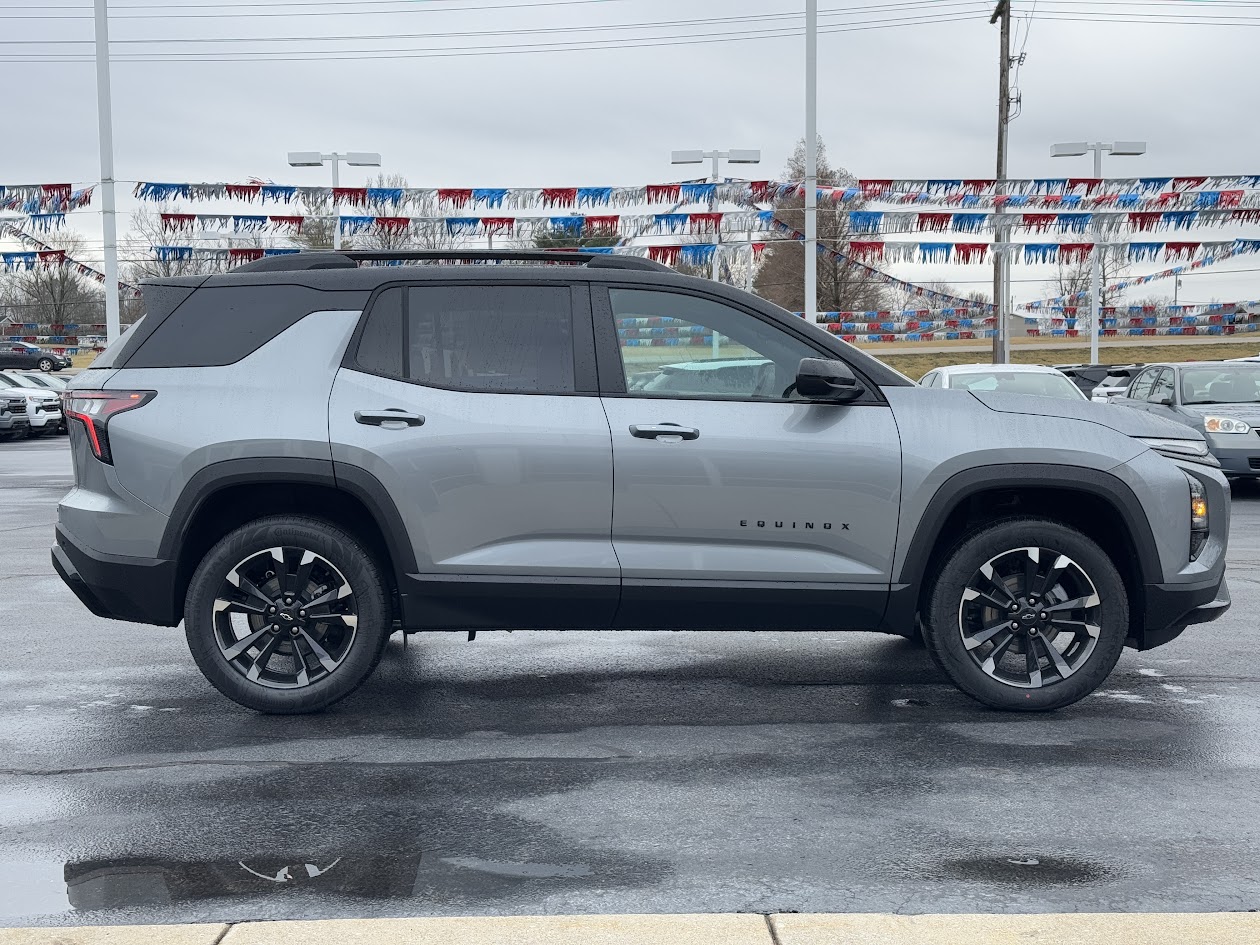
[184, 515, 391, 714]
[923, 517, 1128, 712]
[37, 358, 54, 372]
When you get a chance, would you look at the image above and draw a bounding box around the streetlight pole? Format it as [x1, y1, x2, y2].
[93, 0, 121, 344]
[1051, 140, 1146, 364]
[287, 151, 382, 251]
[670, 148, 761, 285]
[804, 0, 818, 325]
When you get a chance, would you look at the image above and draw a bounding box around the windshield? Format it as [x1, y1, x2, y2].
[19, 373, 66, 389]
[1181, 366, 1260, 405]
[0, 374, 42, 389]
[949, 371, 1084, 400]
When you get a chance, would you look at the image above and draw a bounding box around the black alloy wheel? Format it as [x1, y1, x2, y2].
[924, 518, 1128, 711]
[185, 516, 391, 713]
[212, 546, 359, 690]
[957, 547, 1102, 690]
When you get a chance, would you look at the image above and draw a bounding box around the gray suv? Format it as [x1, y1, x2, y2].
[52, 250, 1231, 714]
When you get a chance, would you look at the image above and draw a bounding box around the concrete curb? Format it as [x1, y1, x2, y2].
[2, 912, 1257, 945]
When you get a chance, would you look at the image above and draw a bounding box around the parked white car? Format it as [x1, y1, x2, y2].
[0, 372, 64, 435]
[918, 363, 1088, 401]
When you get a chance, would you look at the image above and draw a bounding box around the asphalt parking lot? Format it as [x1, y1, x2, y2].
[1, 436, 1257, 927]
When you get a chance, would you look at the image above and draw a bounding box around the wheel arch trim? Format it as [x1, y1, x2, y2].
[895, 463, 1161, 592]
[160, 456, 418, 581]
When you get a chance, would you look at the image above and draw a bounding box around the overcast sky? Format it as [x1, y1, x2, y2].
[3, 0, 1259, 308]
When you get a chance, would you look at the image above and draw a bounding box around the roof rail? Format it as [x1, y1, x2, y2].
[232, 249, 671, 274]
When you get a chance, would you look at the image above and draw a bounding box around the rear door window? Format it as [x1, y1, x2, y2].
[407, 285, 575, 394]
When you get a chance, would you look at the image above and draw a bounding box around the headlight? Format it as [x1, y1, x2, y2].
[1185, 471, 1208, 561]
[1204, 416, 1251, 434]
[1137, 436, 1219, 466]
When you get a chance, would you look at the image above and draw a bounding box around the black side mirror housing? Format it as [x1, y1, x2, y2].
[796, 358, 865, 403]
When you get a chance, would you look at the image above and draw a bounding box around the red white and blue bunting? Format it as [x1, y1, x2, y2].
[154, 208, 1260, 238]
[1, 224, 142, 294]
[131, 177, 1260, 210]
[0, 184, 94, 214]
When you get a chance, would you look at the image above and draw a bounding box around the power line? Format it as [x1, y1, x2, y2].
[0, 0, 993, 19]
[0, 13, 995, 62]
[0, 3, 994, 44]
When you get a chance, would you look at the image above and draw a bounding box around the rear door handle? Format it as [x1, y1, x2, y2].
[355, 409, 425, 427]
[630, 423, 699, 440]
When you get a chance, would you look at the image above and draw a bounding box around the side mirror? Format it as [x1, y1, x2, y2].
[1155, 396, 1174, 407]
[796, 358, 865, 403]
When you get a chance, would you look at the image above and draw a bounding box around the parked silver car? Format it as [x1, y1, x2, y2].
[1112, 361, 1260, 478]
[54, 250, 1230, 714]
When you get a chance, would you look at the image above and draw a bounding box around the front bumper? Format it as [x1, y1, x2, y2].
[52, 525, 180, 626]
[1207, 441, 1260, 476]
[1137, 576, 1231, 650]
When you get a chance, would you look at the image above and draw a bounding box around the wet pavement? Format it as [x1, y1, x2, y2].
[1, 436, 1257, 926]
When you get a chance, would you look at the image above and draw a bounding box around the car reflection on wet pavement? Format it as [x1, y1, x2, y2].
[2, 440, 1259, 926]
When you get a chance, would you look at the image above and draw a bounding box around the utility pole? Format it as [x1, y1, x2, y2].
[990, 0, 1011, 363]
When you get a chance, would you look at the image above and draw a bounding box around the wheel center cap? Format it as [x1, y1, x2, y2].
[1020, 611, 1038, 624]
[279, 610, 295, 623]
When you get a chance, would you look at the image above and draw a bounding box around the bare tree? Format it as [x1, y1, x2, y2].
[753, 137, 888, 313]
[294, 174, 458, 252]
[1042, 246, 1132, 309]
[0, 231, 104, 325]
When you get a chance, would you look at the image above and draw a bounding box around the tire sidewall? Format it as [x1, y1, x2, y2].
[185, 516, 390, 714]
[925, 518, 1129, 712]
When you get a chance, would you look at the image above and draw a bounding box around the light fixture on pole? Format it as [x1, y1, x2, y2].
[671, 149, 761, 285]
[286, 151, 381, 251]
[1051, 141, 1147, 364]
[93, 0, 121, 344]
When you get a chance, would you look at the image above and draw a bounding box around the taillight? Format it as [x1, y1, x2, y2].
[62, 390, 155, 464]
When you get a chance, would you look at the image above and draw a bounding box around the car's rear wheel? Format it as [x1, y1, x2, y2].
[923, 517, 1128, 711]
[37, 358, 54, 372]
[185, 515, 391, 714]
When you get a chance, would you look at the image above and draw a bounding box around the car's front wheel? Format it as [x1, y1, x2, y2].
[37, 358, 54, 372]
[923, 517, 1128, 711]
[185, 515, 391, 714]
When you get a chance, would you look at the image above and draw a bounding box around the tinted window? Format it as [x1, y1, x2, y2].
[1126, 369, 1157, 401]
[1100, 372, 1136, 389]
[610, 288, 818, 401]
[126, 285, 370, 369]
[406, 285, 574, 394]
[1148, 369, 1175, 403]
[354, 287, 404, 378]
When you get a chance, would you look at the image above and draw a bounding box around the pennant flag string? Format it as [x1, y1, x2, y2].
[130, 176, 1260, 211]
[0, 222, 142, 293]
[0, 184, 94, 214]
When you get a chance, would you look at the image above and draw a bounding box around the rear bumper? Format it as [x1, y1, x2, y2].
[1137, 575, 1231, 650]
[52, 525, 180, 626]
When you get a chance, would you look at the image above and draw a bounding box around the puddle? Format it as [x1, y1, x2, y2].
[0, 852, 596, 917]
[441, 856, 592, 878]
[937, 854, 1117, 886]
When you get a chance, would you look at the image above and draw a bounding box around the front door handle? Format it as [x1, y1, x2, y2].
[630, 423, 699, 440]
[355, 409, 425, 427]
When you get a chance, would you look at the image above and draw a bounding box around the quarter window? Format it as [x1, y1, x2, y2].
[354, 287, 404, 378]
[1126, 369, 1157, 401]
[609, 288, 819, 401]
[1148, 369, 1175, 403]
